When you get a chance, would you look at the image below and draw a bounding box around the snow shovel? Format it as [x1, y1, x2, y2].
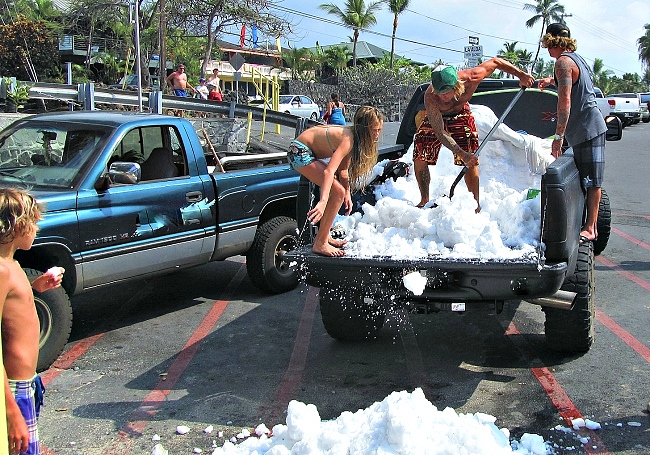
[448, 87, 526, 200]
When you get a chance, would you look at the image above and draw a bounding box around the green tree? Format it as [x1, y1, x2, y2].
[497, 42, 519, 77]
[386, 0, 410, 69]
[0, 15, 59, 81]
[523, 0, 565, 74]
[637, 23, 650, 70]
[319, 0, 384, 66]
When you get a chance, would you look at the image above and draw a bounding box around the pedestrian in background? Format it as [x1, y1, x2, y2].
[327, 93, 346, 125]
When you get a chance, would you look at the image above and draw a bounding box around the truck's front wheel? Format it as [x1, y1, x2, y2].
[543, 241, 595, 353]
[246, 216, 299, 294]
[25, 268, 73, 372]
[319, 287, 386, 341]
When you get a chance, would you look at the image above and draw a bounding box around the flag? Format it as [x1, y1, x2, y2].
[276, 37, 282, 54]
[240, 25, 246, 47]
[252, 25, 258, 49]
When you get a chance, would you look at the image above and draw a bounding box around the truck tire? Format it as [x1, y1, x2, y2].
[543, 241, 595, 353]
[319, 287, 386, 341]
[25, 268, 73, 372]
[246, 216, 299, 294]
[593, 189, 611, 256]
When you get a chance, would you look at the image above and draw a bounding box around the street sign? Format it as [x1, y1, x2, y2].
[464, 45, 483, 58]
[469, 36, 479, 45]
[230, 52, 245, 71]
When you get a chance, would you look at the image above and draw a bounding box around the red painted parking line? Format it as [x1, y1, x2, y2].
[41, 333, 105, 386]
[611, 227, 650, 250]
[595, 310, 650, 363]
[100, 265, 247, 455]
[256, 285, 318, 424]
[503, 322, 611, 455]
[596, 255, 650, 292]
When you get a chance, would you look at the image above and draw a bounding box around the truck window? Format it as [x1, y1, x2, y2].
[110, 125, 187, 180]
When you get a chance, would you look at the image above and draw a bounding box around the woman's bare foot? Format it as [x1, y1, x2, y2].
[313, 243, 345, 257]
[328, 237, 347, 248]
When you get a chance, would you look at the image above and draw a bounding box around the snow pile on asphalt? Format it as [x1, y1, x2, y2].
[208, 388, 552, 454]
[337, 104, 554, 260]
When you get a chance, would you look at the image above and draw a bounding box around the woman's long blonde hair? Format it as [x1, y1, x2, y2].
[348, 106, 383, 190]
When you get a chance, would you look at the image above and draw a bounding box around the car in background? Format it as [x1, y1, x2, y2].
[109, 74, 160, 90]
[608, 92, 642, 125]
[277, 95, 320, 120]
[639, 92, 650, 123]
[249, 95, 320, 120]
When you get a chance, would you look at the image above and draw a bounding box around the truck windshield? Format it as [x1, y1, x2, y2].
[0, 124, 109, 188]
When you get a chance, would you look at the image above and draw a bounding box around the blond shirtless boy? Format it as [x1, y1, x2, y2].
[0, 188, 64, 455]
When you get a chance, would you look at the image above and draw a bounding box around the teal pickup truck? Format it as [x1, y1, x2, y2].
[0, 111, 305, 370]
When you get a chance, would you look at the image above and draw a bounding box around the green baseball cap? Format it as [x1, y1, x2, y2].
[431, 65, 458, 93]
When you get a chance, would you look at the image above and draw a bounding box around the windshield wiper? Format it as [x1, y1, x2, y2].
[0, 170, 26, 183]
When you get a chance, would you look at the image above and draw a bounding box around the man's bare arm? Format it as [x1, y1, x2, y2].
[554, 56, 574, 137]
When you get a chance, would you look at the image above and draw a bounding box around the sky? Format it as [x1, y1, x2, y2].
[249, 0, 650, 78]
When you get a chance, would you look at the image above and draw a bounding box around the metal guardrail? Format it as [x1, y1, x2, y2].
[18, 82, 319, 132]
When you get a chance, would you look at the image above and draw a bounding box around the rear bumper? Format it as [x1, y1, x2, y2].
[289, 248, 568, 303]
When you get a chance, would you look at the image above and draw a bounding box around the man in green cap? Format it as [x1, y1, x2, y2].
[415, 58, 534, 211]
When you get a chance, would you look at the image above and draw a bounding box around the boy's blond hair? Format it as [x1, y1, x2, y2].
[0, 188, 42, 244]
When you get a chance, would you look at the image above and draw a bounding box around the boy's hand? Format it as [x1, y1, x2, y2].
[32, 266, 65, 293]
[7, 402, 29, 455]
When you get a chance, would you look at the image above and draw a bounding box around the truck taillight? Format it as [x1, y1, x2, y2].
[608, 99, 616, 107]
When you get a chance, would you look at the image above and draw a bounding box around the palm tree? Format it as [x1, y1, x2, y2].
[497, 42, 519, 77]
[637, 23, 650, 70]
[324, 45, 353, 73]
[523, 0, 565, 73]
[319, 0, 384, 66]
[591, 58, 613, 90]
[387, 0, 410, 69]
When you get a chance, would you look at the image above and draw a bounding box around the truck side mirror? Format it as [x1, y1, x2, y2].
[605, 115, 622, 141]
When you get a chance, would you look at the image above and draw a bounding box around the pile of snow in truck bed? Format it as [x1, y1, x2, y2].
[336, 104, 555, 261]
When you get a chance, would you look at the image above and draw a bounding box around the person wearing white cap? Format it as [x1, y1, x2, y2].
[418, 59, 534, 211]
[538, 23, 606, 244]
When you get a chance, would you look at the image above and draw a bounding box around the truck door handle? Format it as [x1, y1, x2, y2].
[186, 191, 203, 202]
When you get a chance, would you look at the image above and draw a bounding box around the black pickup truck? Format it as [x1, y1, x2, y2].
[290, 80, 621, 354]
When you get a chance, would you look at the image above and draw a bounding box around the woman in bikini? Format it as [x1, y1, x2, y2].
[287, 106, 384, 257]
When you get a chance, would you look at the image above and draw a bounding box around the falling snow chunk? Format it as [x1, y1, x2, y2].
[151, 434, 161, 441]
[193, 448, 202, 453]
[402, 271, 427, 295]
[627, 421, 642, 427]
[204, 425, 214, 434]
[571, 418, 586, 430]
[176, 425, 191, 435]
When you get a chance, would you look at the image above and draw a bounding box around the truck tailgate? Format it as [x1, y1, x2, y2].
[287, 248, 567, 302]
